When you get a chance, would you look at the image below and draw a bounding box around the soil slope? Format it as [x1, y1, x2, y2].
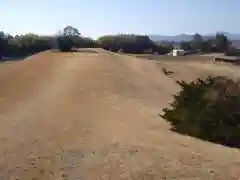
[0, 49, 239, 180]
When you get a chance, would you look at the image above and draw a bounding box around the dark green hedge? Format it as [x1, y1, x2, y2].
[97, 35, 172, 54]
[161, 76, 240, 148]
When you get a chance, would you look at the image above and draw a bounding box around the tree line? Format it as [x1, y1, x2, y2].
[0, 26, 239, 60]
[179, 33, 236, 54]
[0, 32, 53, 58]
[0, 26, 97, 60]
[56, 27, 173, 54]
[0, 26, 174, 60]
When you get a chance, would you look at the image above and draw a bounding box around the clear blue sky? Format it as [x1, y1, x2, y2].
[0, 0, 239, 38]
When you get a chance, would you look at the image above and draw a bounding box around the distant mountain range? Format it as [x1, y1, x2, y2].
[149, 32, 240, 42]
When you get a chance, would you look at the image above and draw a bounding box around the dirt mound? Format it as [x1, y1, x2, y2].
[0, 50, 239, 179]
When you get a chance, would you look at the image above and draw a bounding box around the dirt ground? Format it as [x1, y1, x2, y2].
[0, 49, 239, 180]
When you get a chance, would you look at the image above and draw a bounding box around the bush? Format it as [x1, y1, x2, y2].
[161, 76, 240, 148]
[57, 36, 74, 52]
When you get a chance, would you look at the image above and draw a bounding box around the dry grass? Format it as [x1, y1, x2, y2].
[0, 49, 239, 180]
[133, 54, 213, 62]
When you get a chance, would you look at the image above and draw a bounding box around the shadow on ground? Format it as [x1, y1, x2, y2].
[0, 56, 29, 62]
[78, 49, 98, 53]
[54, 49, 99, 53]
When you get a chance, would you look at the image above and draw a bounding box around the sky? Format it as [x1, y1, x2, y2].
[0, 0, 239, 38]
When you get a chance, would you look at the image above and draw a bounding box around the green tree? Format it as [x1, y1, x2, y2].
[57, 26, 81, 52]
[180, 41, 192, 50]
[190, 33, 204, 51]
[0, 31, 8, 59]
[201, 39, 213, 52]
[215, 33, 230, 52]
[62, 26, 81, 37]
